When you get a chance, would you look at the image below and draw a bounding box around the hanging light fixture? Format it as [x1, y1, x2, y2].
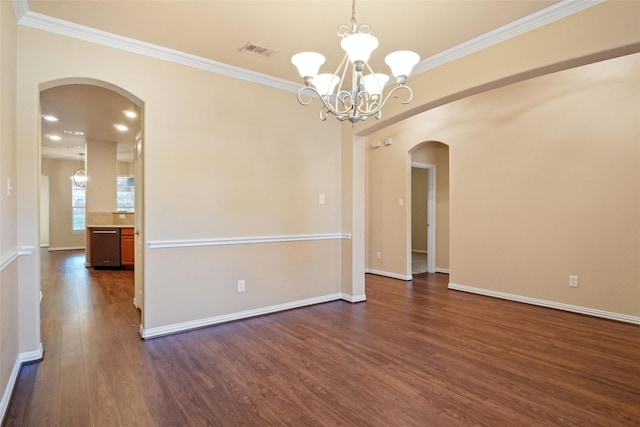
[72, 153, 87, 188]
[291, 0, 420, 127]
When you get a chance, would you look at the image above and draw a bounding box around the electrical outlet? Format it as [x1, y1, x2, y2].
[238, 280, 245, 292]
[569, 275, 578, 288]
[376, 251, 382, 260]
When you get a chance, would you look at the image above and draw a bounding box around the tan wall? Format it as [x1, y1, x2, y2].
[41, 158, 86, 250]
[16, 26, 342, 332]
[0, 0, 20, 416]
[86, 139, 118, 213]
[366, 53, 640, 317]
[117, 161, 134, 176]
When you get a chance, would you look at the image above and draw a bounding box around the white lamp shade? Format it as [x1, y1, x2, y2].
[363, 73, 389, 96]
[340, 33, 379, 64]
[291, 52, 326, 79]
[385, 50, 420, 78]
[314, 74, 340, 96]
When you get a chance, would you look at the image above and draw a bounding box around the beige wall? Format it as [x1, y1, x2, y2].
[16, 26, 343, 333]
[355, 1, 640, 137]
[366, 53, 640, 317]
[86, 139, 117, 213]
[41, 158, 86, 250]
[0, 0, 21, 417]
[117, 161, 134, 176]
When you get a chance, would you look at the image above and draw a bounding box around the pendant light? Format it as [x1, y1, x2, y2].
[72, 153, 87, 188]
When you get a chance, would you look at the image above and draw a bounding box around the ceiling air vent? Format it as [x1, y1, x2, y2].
[240, 42, 276, 58]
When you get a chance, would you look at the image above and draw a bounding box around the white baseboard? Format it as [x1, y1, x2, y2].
[435, 268, 450, 274]
[366, 269, 412, 281]
[0, 343, 44, 422]
[448, 283, 640, 325]
[140, 293, 352, 339]
[341, 293, 367, 303]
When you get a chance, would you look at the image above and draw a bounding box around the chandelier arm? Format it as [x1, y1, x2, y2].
[299, 86, 355, 119]
[297, 86, 319, 106]
[370, 84, 414, 113]
[330, 54, 350, 112]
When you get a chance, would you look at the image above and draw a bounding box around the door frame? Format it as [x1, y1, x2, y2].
[409, 161, 436, 274]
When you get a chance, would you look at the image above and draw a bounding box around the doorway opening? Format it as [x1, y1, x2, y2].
[410, 163, 435, 274]
[408, 141, 449, 277]
[38, 78, 145, 329]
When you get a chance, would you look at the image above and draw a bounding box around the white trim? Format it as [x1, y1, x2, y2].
[47, 246, 85, 252]
[340, 293, 367, 303]
[11, 0, 601, 93]
[448, 283, 640, 325]
[0, 249, 19, 273]
[1, 246, 35, 273]
[140, 293, 345, 339]
[13, 7, 299, 93]
[0, 343, 44, 422]
[413, 0, 603, 75]
[366, 269, 412, 281]
[148, 233, 351, 249]
[18, 246, 35, 256]
[435, 268, 450, 274]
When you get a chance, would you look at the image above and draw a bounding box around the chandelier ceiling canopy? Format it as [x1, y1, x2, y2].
[291, 0, 420, 127]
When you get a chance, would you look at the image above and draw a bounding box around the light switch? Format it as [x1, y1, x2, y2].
[319, 194, 325, 205]
[398, 198, 404, 207]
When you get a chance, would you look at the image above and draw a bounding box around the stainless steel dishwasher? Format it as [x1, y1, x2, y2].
[92, 227, 121, 268]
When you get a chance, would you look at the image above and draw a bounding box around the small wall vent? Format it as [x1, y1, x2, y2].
[240, 42, 276, 58]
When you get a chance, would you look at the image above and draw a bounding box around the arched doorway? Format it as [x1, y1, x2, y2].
[39, 78, 145, 327]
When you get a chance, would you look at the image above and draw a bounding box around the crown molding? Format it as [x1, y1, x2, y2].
[414, 0, 603, 74]
[12, 0, 602, 91]
[12, 1, 300, 93]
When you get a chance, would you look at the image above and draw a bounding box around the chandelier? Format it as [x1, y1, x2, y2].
[291, 0, 420, 127]
[72, 153, 87, 188]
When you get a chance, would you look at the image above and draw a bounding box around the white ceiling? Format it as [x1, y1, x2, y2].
[30, 0, 563, 160]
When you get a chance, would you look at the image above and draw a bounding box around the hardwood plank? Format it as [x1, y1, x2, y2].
[3, 250, 639, 426]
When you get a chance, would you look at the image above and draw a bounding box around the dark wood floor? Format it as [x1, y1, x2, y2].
[3, 249, 639, 426]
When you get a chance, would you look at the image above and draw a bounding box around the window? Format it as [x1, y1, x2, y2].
[117, 176, 135, 212]
[72, 184, 86, 231]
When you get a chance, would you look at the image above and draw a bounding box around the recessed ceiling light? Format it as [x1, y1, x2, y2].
[114, 124, 128, 131]
[43, 115, 59, 122]
[124, 110, 137, 119]
[64, 130, 85, 136]
[48, 135, 62, 141]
